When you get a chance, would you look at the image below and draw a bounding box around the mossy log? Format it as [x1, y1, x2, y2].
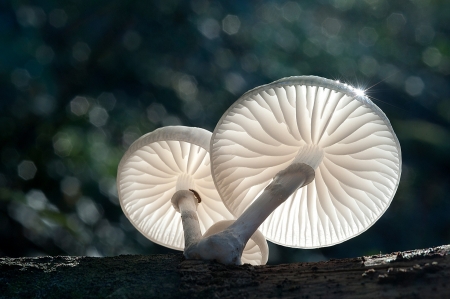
[1, 244, 449, 298]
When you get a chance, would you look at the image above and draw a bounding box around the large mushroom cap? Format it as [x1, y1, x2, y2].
[117, 126, 233, 250]
[211, 76, 402, 248]
[202, 220, 269, 265]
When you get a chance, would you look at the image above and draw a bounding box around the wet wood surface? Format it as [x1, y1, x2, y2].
[1, 244, 449, 298]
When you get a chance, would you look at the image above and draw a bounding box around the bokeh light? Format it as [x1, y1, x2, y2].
[1, 0, 450, 264]
[18, 161, 37, 180]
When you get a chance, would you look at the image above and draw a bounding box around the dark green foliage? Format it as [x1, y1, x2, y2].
[1, 0, 449, 264]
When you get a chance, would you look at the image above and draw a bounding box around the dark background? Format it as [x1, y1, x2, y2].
[1, 0, 449, 264]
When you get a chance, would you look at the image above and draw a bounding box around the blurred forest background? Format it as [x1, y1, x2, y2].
[1, 0, 449, 264]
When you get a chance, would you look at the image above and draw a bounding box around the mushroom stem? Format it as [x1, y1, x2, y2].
[203, 220, 269, 265]
[184, 163, 314, 264]
[226, 163, 315, 247]
[171, 190, 202, 248]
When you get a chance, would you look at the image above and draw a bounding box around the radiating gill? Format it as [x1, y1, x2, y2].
[292, 144, 324, 170]
[176, 173, 195, 191]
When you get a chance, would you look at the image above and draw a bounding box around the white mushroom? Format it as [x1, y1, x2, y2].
[117, 126, 234, 250]
[202, 220, 269, 265]
[210, 76, 402, 249]
[184, 76, 401, 264]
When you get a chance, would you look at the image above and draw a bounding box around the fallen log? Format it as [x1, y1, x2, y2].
[1, 244, 449, 298]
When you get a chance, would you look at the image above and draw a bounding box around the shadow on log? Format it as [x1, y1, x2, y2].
[1, 244, 449, 298]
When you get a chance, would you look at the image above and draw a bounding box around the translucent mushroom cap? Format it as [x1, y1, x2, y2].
[211, 76, 402, 248]
[202, 220, 269, 265]
[117, 126, 233, 250]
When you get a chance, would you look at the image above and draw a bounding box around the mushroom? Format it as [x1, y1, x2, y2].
[211, 76, 402, 248]
[185, 76, 401, 264]
[202, 220, 269, 265]
[117, 126, 234, 250]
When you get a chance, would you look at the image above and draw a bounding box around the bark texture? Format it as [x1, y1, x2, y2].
[1, 244, 449, 298]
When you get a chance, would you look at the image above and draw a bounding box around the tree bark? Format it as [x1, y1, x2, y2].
[1, 244, 449, 298]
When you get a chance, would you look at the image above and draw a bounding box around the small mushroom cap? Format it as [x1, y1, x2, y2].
[117, 126, 233, 250]
[211, 76, 402, 248]
[202, 220, 269, 265]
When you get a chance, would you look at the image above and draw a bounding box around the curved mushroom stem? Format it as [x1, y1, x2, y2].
[184, 163, 315, 264]
[227, 163, 315, 246]
[171, 190, 202, 248]
[202, 220, 269, 265]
